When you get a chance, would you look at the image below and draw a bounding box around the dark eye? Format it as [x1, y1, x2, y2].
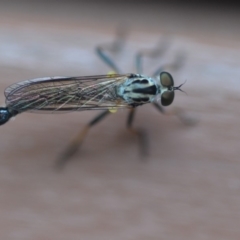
[161, 91, 175, 106]
[160, 72, 174, 87]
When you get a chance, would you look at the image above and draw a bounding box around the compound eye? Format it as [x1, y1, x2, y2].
[161, 91, 175, 106]
[160, 72, 174, 88]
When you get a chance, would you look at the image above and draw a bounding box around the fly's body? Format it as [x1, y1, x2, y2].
[0, 72, 179, 124]
[0, 36, 189, 165]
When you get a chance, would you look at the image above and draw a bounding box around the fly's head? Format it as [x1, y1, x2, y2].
[159, 72, 186, 106]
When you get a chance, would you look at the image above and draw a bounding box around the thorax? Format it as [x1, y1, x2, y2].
[117, 74, 159, 105]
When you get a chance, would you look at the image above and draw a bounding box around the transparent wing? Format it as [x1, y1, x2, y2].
[5, 74, 132, 113]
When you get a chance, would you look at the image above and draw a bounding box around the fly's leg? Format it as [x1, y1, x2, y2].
[127, 108, 148, 157]
[96, 45, 120, 73]
[56, 110, 110, 169]
[56, 30, 127, 168]
[151, 51, 187, 77]
[152, 102, 197, 126]
[135, 37, 171, 74]
[96, 28, 127, 73]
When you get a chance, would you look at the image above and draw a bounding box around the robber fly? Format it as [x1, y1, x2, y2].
[0, 36, 188, 166]
[0, 71, 183, 124]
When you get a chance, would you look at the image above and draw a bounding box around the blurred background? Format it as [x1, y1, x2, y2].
[0, 1, 240, 239]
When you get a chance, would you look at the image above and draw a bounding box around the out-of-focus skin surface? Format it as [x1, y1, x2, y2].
[0, 2, 240, 240]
